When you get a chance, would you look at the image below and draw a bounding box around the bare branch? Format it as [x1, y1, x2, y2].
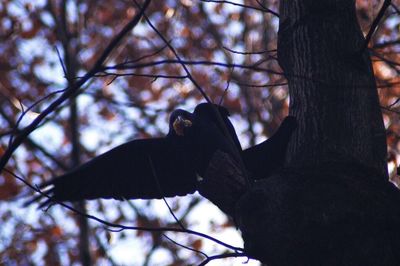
[223, 46, 277, 55]
[105, 59, 284, 76]
[0, 0, 152, 173]
[199, 0, 279, 17]
[197, 252, 249, 266]
[361, 0, 391, 52]
[147, 154, 185, 230]
[162, 233, 208, 258]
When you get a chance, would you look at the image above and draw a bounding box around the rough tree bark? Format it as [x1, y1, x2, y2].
[278, 0, 388, 178]
[206, 1, 400, 265]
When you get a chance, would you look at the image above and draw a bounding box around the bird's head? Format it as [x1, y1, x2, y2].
[169, 109, 193, 136]
[193, 103, 242, 151]
[193, 103, 230, 122]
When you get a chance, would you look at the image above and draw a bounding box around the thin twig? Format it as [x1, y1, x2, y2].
[361, 0, 391, 53]
[125, 42, 171, 64]
[381, 105, 400, 114]
[199, 0, 279, 17]
[219, 67, 234, 105]
[96, 72, 188, 80]
[197, 252, 249, 266]
[0, 107, 68, 170]
[107, 59, 283, 76]
[55, 46, 68, 78]
[133, 0, 212, 103]
[162, 233, 208, 258]
[223, 46, 277, 55]
[237, 82, 288, 88]
[390, 3, 400, 15]
[12, 88, 67, 130]
[147, 154, 185, 230]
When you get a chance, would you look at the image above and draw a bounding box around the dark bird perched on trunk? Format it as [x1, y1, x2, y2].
[26, 103, 296, 207]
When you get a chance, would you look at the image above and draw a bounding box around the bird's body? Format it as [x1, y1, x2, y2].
[189, 104, 242, 177]
[27, 103, 296, 206]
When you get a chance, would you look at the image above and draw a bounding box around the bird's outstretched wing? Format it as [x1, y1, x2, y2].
[243, 116, 297, 180]
[29, 137, 198, 205]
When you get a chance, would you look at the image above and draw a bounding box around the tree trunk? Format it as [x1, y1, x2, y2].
[232, 1, 400, 265]
[278, 0, 388, 179]
[70, 99, 92, 266]
[60, 0, 92, 262]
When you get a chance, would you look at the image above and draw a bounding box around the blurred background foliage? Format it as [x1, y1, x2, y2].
[0, 0, 399, 265]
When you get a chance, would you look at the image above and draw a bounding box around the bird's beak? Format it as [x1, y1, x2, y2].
[173, 116, 193, 136]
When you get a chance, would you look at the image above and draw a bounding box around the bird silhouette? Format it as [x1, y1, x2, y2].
[26, 103, 296, 206]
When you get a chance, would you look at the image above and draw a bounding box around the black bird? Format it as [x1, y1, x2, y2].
[27, 103, 296, 206]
